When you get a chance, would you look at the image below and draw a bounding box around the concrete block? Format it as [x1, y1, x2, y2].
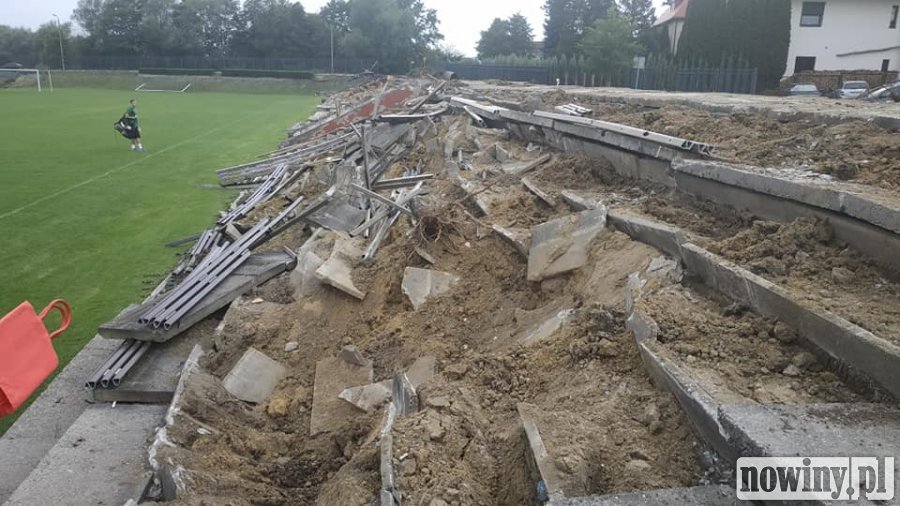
[522, 176, 557, 207]
[646, 256, 683, 283]
[552, 485, 736, 505]
[401, 267, 459, 310]
[311, 356, 373, 435]
[527, 209, 607, 282]
[391, 372, 419, 416]
[223, 348, 286, 404]
[405, 356, 436, 388]
[492, 224, 531, 258]
[315, 252, 365, 300]
[341, 345, 368, 366]
[499, 109, 556, 129]
[518, 308, 574, 347]
[517, 403, 566, 503]
[493, 143, 510, 162]
[607, 210, 686, 260]
[339, 381, 392, 413]
[552, 121, 680, 162]
[4, 404, 166, 506]
[635, 339, 734, 463]
[561, 190, 602, 211]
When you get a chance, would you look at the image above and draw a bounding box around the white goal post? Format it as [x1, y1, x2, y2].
[0, 68, 43, 91]
[134, 82, 192, 93]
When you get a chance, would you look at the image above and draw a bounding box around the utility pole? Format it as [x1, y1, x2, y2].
[52, 14, 66, 71]
[330, 24, 334, 74]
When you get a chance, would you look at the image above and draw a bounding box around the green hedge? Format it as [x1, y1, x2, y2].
[139, 68, 217, 76]
[221, 69, 314, 80]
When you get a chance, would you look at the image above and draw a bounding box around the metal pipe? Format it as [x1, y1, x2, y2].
[85, 339, 134, 388]
[159, 250, 252, 329]
[99, 340, 141, 388]
[110, 341, 152, 387]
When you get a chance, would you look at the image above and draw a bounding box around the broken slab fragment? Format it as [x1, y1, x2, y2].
[518, 308, 574, 347]
[402, 267, 459, 310]
[223, 347, 286, 404]
[310, 356, 374, 435]
[522, 177, 557, 207]
[340, 345, 368, 366]
[561, 190, 603, 212]
[314, 234, 366, 300]
[518, 403, 566, 504]
[339, 356, 435, 413]
[339, 381, 392, 413]
[527, 209, 608, 282]
[392, 372, 419, 416]
[492, 224, 531, 259]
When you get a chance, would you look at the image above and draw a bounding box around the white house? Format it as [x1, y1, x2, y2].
[655, 0, 900, 76]
[786, 0, 899, 75]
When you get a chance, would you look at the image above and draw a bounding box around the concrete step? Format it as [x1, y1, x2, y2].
[552, 485, 736, 505]
[0, 334, 120, 503]
[3, 403, 165, 506]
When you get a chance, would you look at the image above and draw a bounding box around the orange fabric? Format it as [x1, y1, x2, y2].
[0, 300, 71, 417]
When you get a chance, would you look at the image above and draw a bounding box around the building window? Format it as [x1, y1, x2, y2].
[890, 5, 898, 28]
[883, 59, 891, 72]
[800, 2, 825, 26]
[795, 56, 817, 73]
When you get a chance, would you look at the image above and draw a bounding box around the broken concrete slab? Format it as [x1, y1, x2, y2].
[493, 143, 510, 162]
[561, 190, 602, 212]
[527, 209, 608, 282]
[501, 153, 552, 176]
[522, 177, 557, 207]
[341, 345, 368, 366]
[492, 224, 531, 258]
[223, 348, 286, 404]
[339, 381, 392, 413]
[645, 256, 683, 283]
[311, 356, 374, 435]
[339, 356, 435, 413]
[392, 372, 419, 416]
[414, 246, 436, 265]
[518, 308, 574, 347]
[402, 267, 459, 310]
[405, 356, 436, 388]
[290, 250, 325, 299]
[517, 403, 566, 504]
[315, 249, 366, 300]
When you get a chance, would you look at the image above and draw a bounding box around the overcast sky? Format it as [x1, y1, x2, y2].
[0, 0, 668, 56]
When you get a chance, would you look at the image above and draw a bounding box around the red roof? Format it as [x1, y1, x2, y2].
[654, 0, 689, 27]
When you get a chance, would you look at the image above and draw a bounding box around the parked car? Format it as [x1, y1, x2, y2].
[834, 80, 869, 99]
[859, 80, 900, 102]
[789, 83, 821, 96]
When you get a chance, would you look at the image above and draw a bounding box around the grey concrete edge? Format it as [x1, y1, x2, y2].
[673, 159, 900, 235]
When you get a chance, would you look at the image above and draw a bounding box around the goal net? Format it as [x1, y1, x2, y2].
[0, 68, 43, 91]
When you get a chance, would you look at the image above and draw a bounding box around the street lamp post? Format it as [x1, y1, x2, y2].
[52, 14, 66, 71]
[330, 25, 334, 74]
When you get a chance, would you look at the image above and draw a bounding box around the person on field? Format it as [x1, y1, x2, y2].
[124, 99, 144, 152]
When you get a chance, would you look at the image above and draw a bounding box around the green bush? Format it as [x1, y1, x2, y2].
[221, 69, 314, 80]
[139, 68, 217, 76]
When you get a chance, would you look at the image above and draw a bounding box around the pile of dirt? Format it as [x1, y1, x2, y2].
[640, 284, 873, 405]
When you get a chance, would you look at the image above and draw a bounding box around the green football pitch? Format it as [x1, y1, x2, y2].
[0, 87, 317, 433]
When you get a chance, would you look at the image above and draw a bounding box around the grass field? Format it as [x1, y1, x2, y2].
[0, 87, 318, 434]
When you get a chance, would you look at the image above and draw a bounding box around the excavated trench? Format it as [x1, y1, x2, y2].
[155, 84, 899, 505]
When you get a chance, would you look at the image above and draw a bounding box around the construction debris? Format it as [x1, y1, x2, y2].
[222, 348, 286, 404]
[401, 267, 459, 310]
[527, 209, 608, 281]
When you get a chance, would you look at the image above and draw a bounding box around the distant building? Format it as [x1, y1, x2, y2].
[653, 0, 690, 54]
[654, 0, 900, 75]
[786, 0, 899, 75]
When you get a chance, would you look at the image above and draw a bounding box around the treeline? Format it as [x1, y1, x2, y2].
[473, 0, 788, 90]
[0, 0, 442, 74]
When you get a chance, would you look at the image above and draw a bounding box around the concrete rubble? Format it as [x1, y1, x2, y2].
[8, 75, 900, 506]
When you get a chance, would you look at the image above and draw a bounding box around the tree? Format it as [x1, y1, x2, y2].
[579, 11, 642, 82]
[342, 0, 442, 73]
[0, 25, 36, 65]
[232, 0, 317, 58]
[677, 0, 790, 90]
[543, 0, 615, 57]
[73, 0, 104, 52]
[172, 0, 240, 58]
[477, 14, 534, 58]
[34, 21, 74, 68]
[320, 0, 350, 34]
[619, 0, 656, 32]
